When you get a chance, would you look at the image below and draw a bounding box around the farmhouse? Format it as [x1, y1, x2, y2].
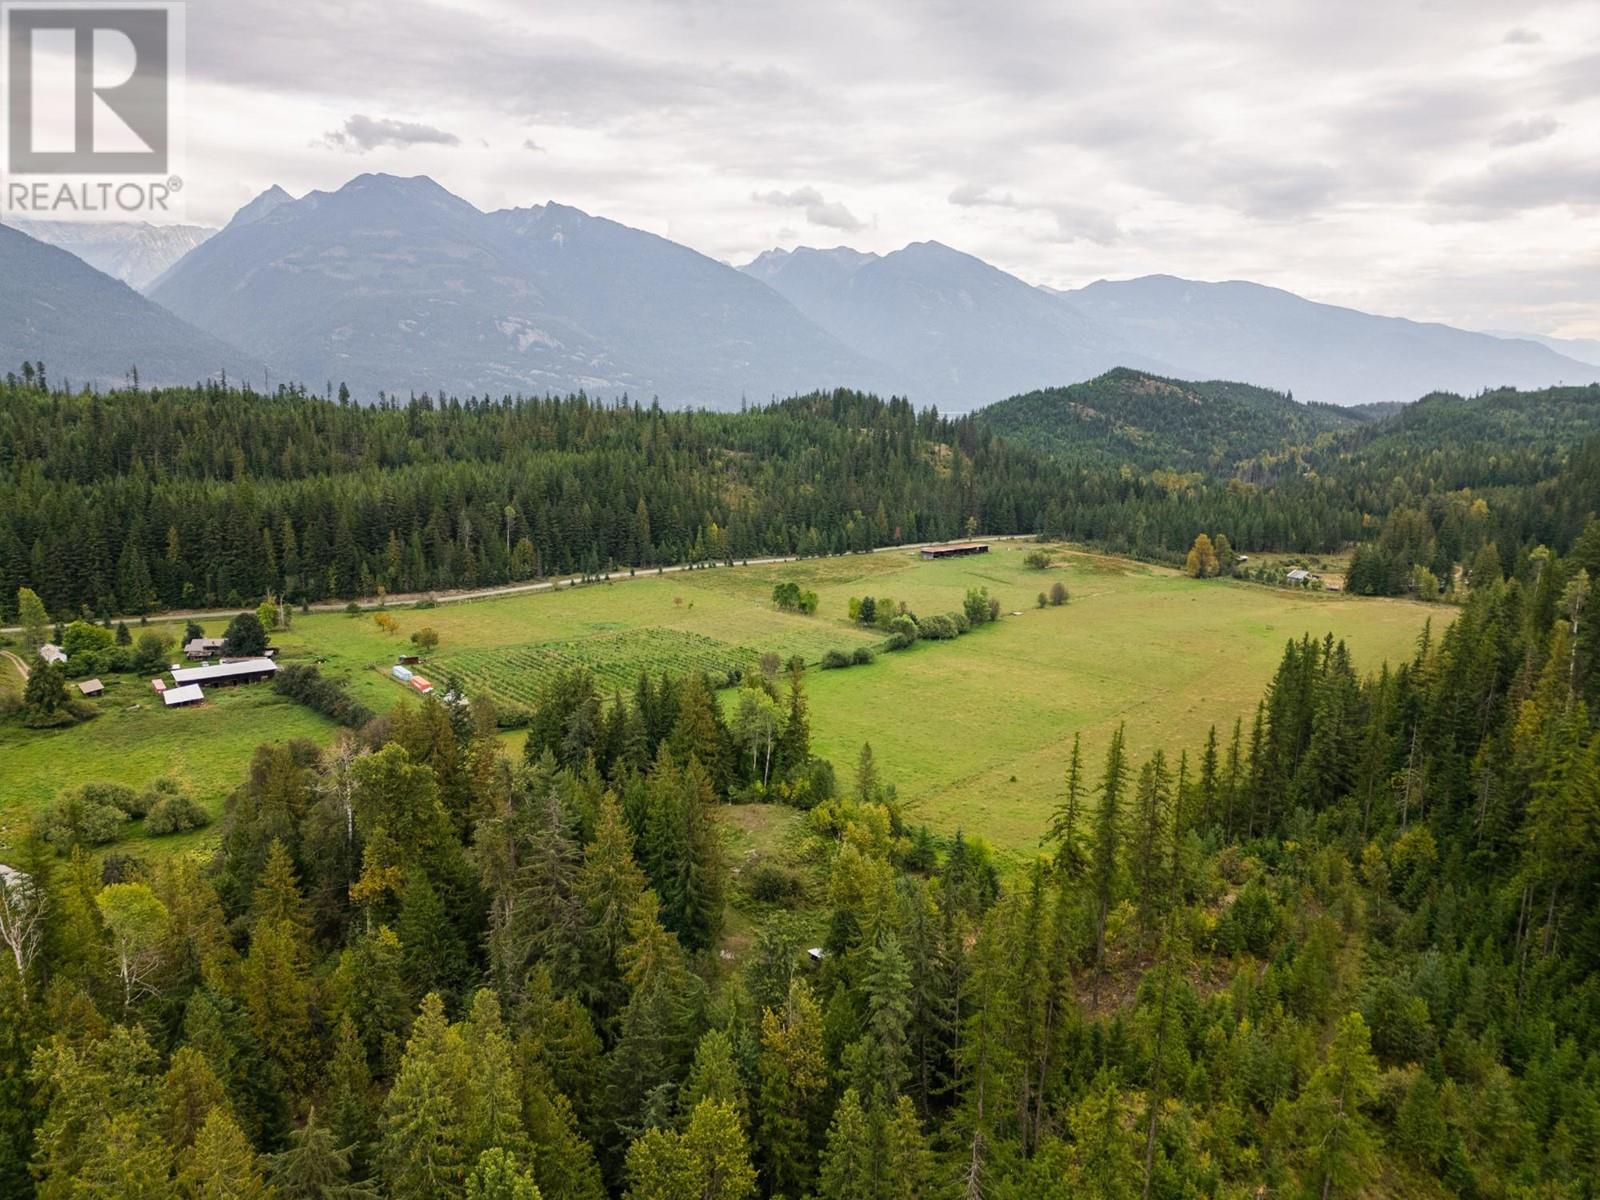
[183, 637, 227, 660]
[170, 657, 278, 687]
[38, 643, 66, 665]
[920, 542, 989, 560]
[77, 679, 104, 697]
[163, 684, 205, 707]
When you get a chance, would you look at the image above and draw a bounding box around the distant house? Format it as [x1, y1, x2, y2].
[183, 637, 226, 660]
[38, 643, 66, 665]
[920, 542, 989, 560]
[170, 657, 277, 687]
[163, 683, 205, 707]
[77, 678, 104, 697]
[1286, 568, 1320, 585]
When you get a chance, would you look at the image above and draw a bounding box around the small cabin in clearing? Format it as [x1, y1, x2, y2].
[77, 679, 104, 697]
[920, 542, 989, 560]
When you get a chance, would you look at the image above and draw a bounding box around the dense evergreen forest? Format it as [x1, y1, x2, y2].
[4, 372, 1597, 621]
[2, 515, 1598, 1197]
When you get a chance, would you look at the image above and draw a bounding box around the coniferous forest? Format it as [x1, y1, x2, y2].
[2, 532, 1599, 1197]
[3, 367, 1600, 1198]
[2, 373, 1597, 620]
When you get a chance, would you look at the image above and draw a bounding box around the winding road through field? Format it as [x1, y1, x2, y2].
[0, 650, 28, 684]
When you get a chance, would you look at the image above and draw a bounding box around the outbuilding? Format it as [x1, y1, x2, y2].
[183, 637, 226, 660]
[38, 643, 66, 665]
[919, 542, 989, 560]
[163, 684, 205, 707]
[170, 657, 278, 687]
[410, 675, 435, 695]
[77, 678, 104, 697]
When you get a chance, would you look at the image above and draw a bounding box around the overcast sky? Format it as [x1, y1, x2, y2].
[172, 0, 1598, 336]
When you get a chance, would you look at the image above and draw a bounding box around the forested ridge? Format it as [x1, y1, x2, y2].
[2, 518, 1598, 1197]
[4, 372, 1597, 621]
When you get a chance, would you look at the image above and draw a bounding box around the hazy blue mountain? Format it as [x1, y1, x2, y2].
[0, 223, 264, 388]
[4, 217, 215, 289]
[149, 174, 891, 405]
[1052, 275, 1597, 407]
[1484, 329, 1600, 369]
[741, 242, 1168, 407]
[488, 204, 896, 403]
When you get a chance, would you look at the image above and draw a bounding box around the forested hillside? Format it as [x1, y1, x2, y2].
[4, 374, 1598, 621]
[978, 368, 1364, 470]
[2, 521, 1597, 1197]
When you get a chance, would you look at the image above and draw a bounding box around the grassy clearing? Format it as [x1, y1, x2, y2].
[0, 543, 1443, 863]
[798, 546, 1439, 855]
[0, 676, 333, 854]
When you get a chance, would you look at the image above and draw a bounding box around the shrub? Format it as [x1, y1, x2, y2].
[80, 780, 145, 818]
[920, 614, 957, 641]
[951, 611, 971, 635]
[1049, 581, 1069, 606]
[1024, 549, 1051, 570]
[145, 793, 211, 835]
[886, 632, 915, 651]
[850, 647, 875, 666]
[820, 649, 852, 670]
[274, 664, 375, 728]
[746, 863, 806, 905]
[962, 587, 992, 626]
[1037, 592, 1048, 608]
[888, 614, 918, 642]
[39, 790, 127, 850]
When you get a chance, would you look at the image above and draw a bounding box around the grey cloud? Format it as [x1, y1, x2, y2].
[948, 183, 1118, 243]
[523, 138, 546, 152]
[323, 114, 461, 152]
[1431, 159, 1600, 218]
[1491, 116, 1559, 147]
[1502, 27, 1542, 44]
[753, 186, 867, 232]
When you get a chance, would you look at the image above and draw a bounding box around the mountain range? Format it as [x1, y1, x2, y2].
[4, 172, 1596, 408]
[0, 223, 264, 389]
[3, 217, 215, 290]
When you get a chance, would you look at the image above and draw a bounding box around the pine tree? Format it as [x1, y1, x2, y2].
[1091, 725, 1130, 1000]
[178, 1108, 272, 1200]
[270, 1106, 377, 1199]
[380, 993, 468, 1200]
[624, 1099, 754, 1200]
[755, 978, 829, 1199]
[818, 1088, 877, 1200]
[1046, 732, 1088, 876]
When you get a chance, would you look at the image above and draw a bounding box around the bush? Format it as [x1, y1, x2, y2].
[1024, 549, 1051, 570]
[920, 614, 957, 641]
[77, 780, 143, 818]
[746, 863, 807, 905]
[145, 792, 211, 835]
[1049, 581, 1069, 606]
[274, 664, 375, 727]
[885, 632, 915, 651]
[1037, 592, 1048, 608]
[39, 790, 128, 849]
[850, 647, 875, 666]
[820, 649, 852, 670]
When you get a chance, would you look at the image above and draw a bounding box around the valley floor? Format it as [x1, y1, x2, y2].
[0, 542, 1444, 860]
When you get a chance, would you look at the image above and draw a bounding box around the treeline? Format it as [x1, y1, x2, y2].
[16, 376, 1595, 623]
[4, 523, 1600, 1196]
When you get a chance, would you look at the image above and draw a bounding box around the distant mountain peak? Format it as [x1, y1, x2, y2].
[224, 185, 294, 231]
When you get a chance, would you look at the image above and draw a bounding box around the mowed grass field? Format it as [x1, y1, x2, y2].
[0, 542, 1444, 860]
[795, 547, 1439, 853]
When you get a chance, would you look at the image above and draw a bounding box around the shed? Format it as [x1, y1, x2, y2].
[77, 678, 104, 697]
[392, 665, 414, 683]
[807, 947, 826, 965]
[170, 657, 277, 687]
[150, 678, 167, 693]
[183, 637, 226, 660]
[163, 684, 204, 707]
[38, 643, 66, 665]
[1286, 568, 1313, 583]
[919, 542, 989, 560]
[410, 675, 435, 695]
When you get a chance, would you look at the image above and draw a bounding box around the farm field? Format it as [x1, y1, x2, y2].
[0, 542, 1445, 861]
[800, 548, 1440, 853]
